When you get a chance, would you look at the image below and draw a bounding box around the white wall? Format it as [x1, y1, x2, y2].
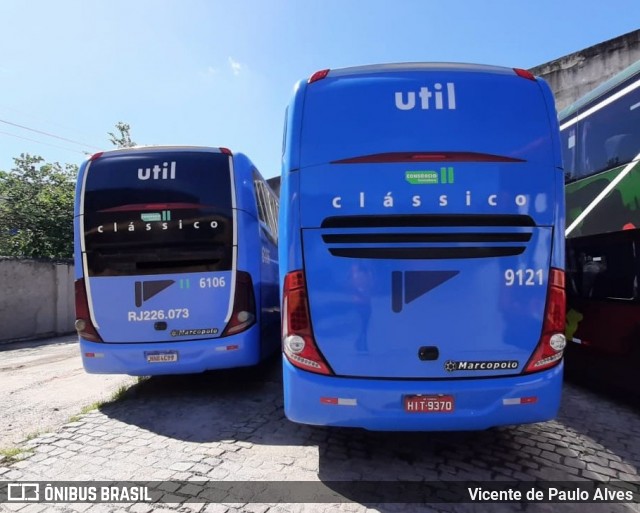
[0, 258, 75, 342]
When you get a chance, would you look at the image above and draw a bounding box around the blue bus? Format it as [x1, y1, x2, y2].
[74, 146, 279, 375]
[279, 63, 566, 430]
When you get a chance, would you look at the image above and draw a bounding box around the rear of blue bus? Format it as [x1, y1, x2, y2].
[74, 147, 259, 375]
[280, 64, 565, 430]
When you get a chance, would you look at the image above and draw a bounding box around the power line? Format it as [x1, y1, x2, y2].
[0, 129, 88, 155]
[0, 118, 102, 151]
[0, 104, 96, 143]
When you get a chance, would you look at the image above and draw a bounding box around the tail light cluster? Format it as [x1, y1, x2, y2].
[282, 270, 333, 375]
[524, 268, 566, 373]
[74, 278, 102, 342]
[221, 271, 256, 336]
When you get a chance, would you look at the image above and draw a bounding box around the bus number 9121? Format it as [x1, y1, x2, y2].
[504, 269, 544, 287]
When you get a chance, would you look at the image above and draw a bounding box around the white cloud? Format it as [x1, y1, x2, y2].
[228, 57, 243, 76]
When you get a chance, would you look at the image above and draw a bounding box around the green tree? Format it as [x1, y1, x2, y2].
[108, 121, 136, 148]
[0, 154, 77, 259]
[0, 122, 137, 259]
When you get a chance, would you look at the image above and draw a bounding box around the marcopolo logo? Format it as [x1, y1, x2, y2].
[138, 161, 176, 180]
[444, 360, 519, 372]
[406, 167, 455, 185]
[395, 83, 456, 110]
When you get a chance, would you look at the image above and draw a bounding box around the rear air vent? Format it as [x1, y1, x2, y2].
[328, 247, 525, 259]
[321, 214, 536, 229]
[320, 214, 534, 261]
[322, 232, 532, 244]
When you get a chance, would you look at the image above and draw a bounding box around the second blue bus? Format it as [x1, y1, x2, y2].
[74, 146, 279, 375]
[280, 63, 566, 430]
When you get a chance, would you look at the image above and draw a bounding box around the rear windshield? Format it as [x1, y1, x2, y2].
[300, 71, 554, 167]
[82, 151, 233, 276]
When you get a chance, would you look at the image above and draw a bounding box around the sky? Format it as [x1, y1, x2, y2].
[0, 0, 639, 179]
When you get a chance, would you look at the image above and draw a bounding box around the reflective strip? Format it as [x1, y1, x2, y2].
[560, 78, 640, 131]
[503, 398, 521, 406]
[320, 397, 357, 406]
[503, 397, 537, 406]
[224, 154, 237, 324]
[566, 156, 640, 236]
[215, 345, 239, 352]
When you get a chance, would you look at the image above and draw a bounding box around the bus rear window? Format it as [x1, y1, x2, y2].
[300, 72, 554, 167]
[84, 151, 232, 213]
[82, 151, 234, 276]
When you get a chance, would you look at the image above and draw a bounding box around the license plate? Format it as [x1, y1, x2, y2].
[404, 394, 455, 413]
[145, 350, 178, 363]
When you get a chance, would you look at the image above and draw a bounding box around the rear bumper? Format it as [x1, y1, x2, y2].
[283, 358, 563, 431]
[79, 325, 262, 375]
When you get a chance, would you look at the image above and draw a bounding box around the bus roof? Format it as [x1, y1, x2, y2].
[316, 62, 526, 79]
[292, 62, 557, 169]
[558, 59, 640, 121]
[88, 145, 233, 160]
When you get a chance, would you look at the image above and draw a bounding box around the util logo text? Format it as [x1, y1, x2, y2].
[395, 83, 456, 110]
[138, 161, 176, 180]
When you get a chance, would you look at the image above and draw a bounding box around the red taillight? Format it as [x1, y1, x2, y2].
[221, 271, 256, 336]
[514, 68, 536, 81]
[331, 152, 525, 164]
[220, 147, 233, 156]
[524, 268, 566, 373]
[282, 270, 333, 375]
[89, 152, 104, 161]
[74, 279, 102, 342]
[308, 69, 330, 84]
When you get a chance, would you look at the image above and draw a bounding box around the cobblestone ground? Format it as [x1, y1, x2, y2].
[1, 360, 639, 513]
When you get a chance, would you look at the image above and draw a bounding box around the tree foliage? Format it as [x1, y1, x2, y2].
[108, 121, 136, 148]
[0, 122, 137, 259]
[0, 154, 77, 258]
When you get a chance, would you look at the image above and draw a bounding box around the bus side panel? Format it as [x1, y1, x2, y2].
[233, 207, 277, 360]
[233, 153, 259, 217]
[73, 159, 90, 282]
[282, 80, 307, 175]
[278, 170, 303, 293]
[552, 165, 566, 270]
[279, 83, 306, 294]
[232, 156, 280, 359]
[538, 78, 566, 271]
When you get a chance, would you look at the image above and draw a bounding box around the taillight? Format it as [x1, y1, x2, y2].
[221, 271, 256, 336]
[282, 270, 333, 375]
[74, 278, 102, 342]
[524, 268, 566, 373]
[220, 147, 233, 156]
[331, 151, 525, 164]
[514, 68, 536, 81]
[308, 69, 330, 84]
